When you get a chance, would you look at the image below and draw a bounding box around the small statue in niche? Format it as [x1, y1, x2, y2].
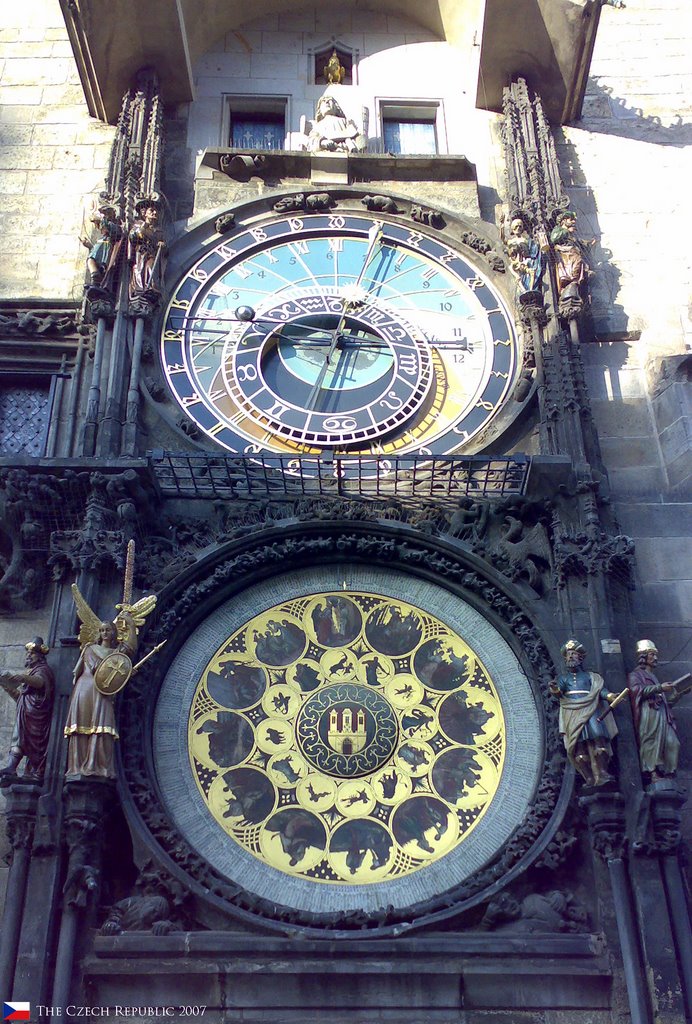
[0, 637, 55, 779]
[323, 49, 346, 85]
[628, 640, 690, 780]
[80, 203, 122, 291]
[550, 639, 621, 787]
[128, 199, 167, 301]
[501, 212, 546, 298]
[307, 93, 365, 153]
[549, 210, 595, 317]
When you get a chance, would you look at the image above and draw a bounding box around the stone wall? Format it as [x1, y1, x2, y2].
[169, 5, 498, 222]
[0, 0, 114, 301]
[561, 0, 692, 831]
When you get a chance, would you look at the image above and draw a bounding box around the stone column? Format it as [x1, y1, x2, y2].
[0, 781, 41, 999]
[52, 779, 116, 1011]
[581, 791, 653, 1024]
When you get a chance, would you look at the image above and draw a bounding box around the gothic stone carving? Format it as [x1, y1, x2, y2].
[121, 522, 566, 935]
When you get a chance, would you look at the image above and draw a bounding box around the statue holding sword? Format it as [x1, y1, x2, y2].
[627, 639, 689, 779]
[64, 540, 165, 779]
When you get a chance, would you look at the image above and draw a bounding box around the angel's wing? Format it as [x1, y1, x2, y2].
[119, 594, 157, 628]
[71, 583, 101, 646]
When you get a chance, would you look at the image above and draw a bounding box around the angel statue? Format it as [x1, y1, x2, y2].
[64, 543, 159, 779]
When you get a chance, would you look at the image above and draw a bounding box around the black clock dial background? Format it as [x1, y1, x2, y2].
[153, 566, 542, 916]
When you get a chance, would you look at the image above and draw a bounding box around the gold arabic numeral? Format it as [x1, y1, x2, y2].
[476, 399, 494, 411]
[163, 329, 183, 342]
[453, 426, 469, 440]
[439, 250, 456, 265]
[170, 296, 190, 311]
[190, 265, 209, 282]
[328, 215, 345, 229]
[166, 362, 186, 374]
[494, 337, 512, 347]
[464, 276, 484, 291]
[288, 217, 304, 233]
[250, 228, 268, 243]
[490, 371, 509, 380]
[182, 393, 202, 409]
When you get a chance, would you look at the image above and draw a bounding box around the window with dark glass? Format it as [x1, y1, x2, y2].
[231, 111, 285, 151]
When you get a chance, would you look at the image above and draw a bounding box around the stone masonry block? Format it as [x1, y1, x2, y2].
[600, 436, 663, 470]
[0, 84, 43, 104]
[1, 56, 73, 86]
[0, 170, 28, 193]
[634, 538, 692, 583]
[616, 502, 692, 538]
[590, 398, 656, 439]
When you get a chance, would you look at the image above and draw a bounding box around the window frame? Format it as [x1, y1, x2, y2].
[224, 95, 289, 151]
[376, 98, 447, 155]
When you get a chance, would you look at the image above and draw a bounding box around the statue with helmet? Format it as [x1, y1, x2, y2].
[550, 639, 621, 787]
[627, 640, 690, 779]
[0, 637, 55, 779]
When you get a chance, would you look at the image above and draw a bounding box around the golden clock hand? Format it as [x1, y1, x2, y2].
[305, 228, 388, 414]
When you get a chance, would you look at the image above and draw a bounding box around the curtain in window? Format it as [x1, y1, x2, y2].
[383, 120, 436, 155]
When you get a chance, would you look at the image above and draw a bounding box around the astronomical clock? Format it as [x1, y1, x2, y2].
[129, 192, 555, 932]
[160, 196, 523, 469]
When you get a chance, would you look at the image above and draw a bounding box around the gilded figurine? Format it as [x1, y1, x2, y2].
[323, 50, 346, 85]
[80, 203, 122, 291]
[0, 637, 55, 779]
[64, 542, 161, 779]
[550, 640, 620, 787]
[128, 199, 166, 300]
[627, 640, 690, 779]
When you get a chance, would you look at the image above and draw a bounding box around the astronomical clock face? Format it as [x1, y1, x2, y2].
[161, 209, 519, 461]
[153, 568, 542, 916]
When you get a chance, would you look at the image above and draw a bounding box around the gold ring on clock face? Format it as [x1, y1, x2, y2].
[161, 210, 518, 461]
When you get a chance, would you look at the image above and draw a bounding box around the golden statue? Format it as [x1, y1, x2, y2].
[323, 50, 345, 84]
[64, 541, 163, 779]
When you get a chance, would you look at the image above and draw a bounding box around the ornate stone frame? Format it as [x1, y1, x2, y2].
[118, 518, 568, 935]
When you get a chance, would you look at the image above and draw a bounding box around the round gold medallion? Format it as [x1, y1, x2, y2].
[188, 591, 505, 884]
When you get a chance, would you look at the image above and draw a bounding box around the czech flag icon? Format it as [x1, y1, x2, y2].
[3, 1004, 30, 1022]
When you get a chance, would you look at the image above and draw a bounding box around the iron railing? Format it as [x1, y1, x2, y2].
[148, 451, 530, 506]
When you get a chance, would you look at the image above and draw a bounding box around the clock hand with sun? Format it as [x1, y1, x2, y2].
[305, 223, 385, 413]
